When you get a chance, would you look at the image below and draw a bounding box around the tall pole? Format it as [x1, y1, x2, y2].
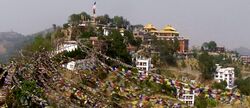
[92, 2, 96, 22]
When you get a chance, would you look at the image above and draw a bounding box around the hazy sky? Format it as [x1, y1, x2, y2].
[1, 0, 250, 49]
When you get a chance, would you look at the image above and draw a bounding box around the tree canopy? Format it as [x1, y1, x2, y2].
[152, 37, 179, 66]
[235, 77, 250, 96]
[106, 30, 132, 64]
[198, 52, 216, 80]
[201, 41, 217, 52]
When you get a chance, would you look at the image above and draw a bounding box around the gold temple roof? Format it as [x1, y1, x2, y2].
[144, 24, 157, 30]
[162, 25, 176, 31]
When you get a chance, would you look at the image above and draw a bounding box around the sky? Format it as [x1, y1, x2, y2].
[1, 0, 250, 49]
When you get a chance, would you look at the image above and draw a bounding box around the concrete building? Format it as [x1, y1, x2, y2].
[62, 61, 76, 71]
[62, 58, 97, 71]
[214, 64, 235, 89]
[56, 41, 78, 54]
[240, 55, 250, 64]
[177, 87, 195, 107]
[136, 55, 151, 73]
[143, 24, 189, 53]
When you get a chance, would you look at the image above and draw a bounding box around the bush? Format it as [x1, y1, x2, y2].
[235, 77, 250, 96]
[195, 93, 208, 108]
[212, 80, 227, 90]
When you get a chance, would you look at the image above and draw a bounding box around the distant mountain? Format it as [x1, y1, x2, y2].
[0, 32, 28, 63]
[234, 47, 250, 56]
[0, 28, 54, 63]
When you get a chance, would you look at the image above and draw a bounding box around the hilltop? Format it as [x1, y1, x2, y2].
[0, 11, 249, 108]
[0, 28, 54, 63]
[0, 32, 27, 62]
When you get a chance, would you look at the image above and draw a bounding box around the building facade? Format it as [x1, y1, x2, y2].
[135, 56, 151, 73]
[177, 87, 195, 107]
[143, 24, 189, 53]
[214, 64, 235, 89]
[56, 41, 78, 54]
[240, 55, 250, 64]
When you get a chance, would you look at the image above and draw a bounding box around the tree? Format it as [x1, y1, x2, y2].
[208, 41, 217, 52]
[80, 12, 91, 21]
[96, 14, 111, 25]
[112, 16, 130, 28]
[212, 80, 227, 90]
[53, 28, 65, 39]
[11, 80, 44, 107]
[69, 14, 82, 26]
[198, 52, 216, 80]
[195, 93, 208, 108]
[106, 30, 132, 64]
[201, 41, 217, 52]
[234, 66, 242, 78]
[235, 77, 250, 96]
[152, 37, 179, 66]
[25, 35, 53, 52]
[201, 42, 209, 51]
[123, 30, 141, 47]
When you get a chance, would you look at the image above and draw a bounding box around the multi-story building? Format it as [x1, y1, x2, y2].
[177, 87, 195, 107]
[143, 24, 189, 53]
[135, 55, 151, 73]
[214, 64, 235, 89]
[240, 55, 250, 64]
[56, 41, 78, 54]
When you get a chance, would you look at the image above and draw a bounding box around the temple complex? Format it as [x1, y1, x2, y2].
[143, 24, 189, 53]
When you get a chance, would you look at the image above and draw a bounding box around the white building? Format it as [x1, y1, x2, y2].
[136, 56, 151, 73]
[214, 64, 235, 89]
[177, 87, 195, 107]
[62, 61, 76, 71]
[62, 58, 97, 71]
[56, 41, 78, 54]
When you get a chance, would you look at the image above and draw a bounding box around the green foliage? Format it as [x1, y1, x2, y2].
[112, 16, 130, 28]
[207, 98, 218, 107]
[201, 41, 217, 52]
[53, 28, 65, 39]
[234, 66, 242, 78]
[106, 30, 132, 64]
[198, 52, 216, 80]
[96, 14, 111, 25]
[181, 60, 187, 68]
[69, 14, 82, 25]
[63, 23, 69, 29]
[151, 54, 160, 67]
[161, 83, 177, 97]
[12, 80, 44, 107]
[235, 77, 250, 96]
[68, 12, 91, 26]
[212, 80, 227, 90]
[152, 37, 179, 66]
[195, 93, 208, 108]
[213, 54, 233, 67]
[124, 30, 141, 47]
[79, 26, 96, 38]
[26, 35, 53, 52]
[63, 48, 86, 59]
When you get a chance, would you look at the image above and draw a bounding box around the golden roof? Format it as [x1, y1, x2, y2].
[158, 30, 179, 34]
[162, 25, 176, 31]
[144, 23, 157, 30]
